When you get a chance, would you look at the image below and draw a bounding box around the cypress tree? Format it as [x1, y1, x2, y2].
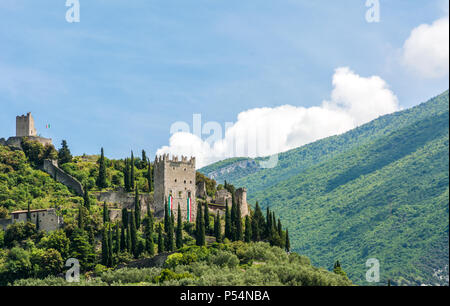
[144, 216, 155, 256]
[146, 160, 153, 193]
[103, 202, 109, 224]
[196, 202, 205, 246]
[167, 212, 175, 251]
[58, 140, 72, 165]
[236, 201, 243, 241]
[36, 212, 40, 231]
[27, 201, 31, 222]
[126, 223, 132, 252]
[141, 150, 147, 168]
[204, 202, 210, 234]
[244, 215, 251, 243]
[230, 196, 237, 240]
[83, 185, 90, 210]
[130, 210, 137, 257]
[214, 211, 222, 243]
[277, 219, 282, 236]
[130, 151, 135, 190]
[285, 228, 290, 252]
[123, 158, 130, 192]
[115, 223, 120, 255]
[164, 199, 170, 234]
[122, 208, 128, 229]
[176, 204, 183, 249]
[251, 202, 264, 241]
[134, 185, 141, 229]
[101, 227, 109, 266]
[157, 224, 164, 253]
[108, 225, 114, 266]
[225, 202, 232, 240]
[96, 147, 108, 189]
[120, 224, 126, 251]
[77, 205, 84, 230]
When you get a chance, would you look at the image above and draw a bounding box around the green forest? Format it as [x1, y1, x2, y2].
[201, 91, 449, 286]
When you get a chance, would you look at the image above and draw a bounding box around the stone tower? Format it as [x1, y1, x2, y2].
[154, 154, 197, 222]
[235, 187, 249, 217]
[16, 113, 37, 137]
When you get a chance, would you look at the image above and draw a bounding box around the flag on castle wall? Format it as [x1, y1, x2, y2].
[168, 194, 173, 216]
[46, 124, 51, 129]
[187, 197, 191, 222]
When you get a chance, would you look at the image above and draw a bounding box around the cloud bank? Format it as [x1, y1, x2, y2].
[401, 16, 449, 78]
[157, 67, 400, 168]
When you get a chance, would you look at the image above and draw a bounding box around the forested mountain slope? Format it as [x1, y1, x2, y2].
[200, 91, 449, 285]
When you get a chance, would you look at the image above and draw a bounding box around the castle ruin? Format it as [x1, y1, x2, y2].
[154, 154, 197, 222]
[0, 113, 52, 149]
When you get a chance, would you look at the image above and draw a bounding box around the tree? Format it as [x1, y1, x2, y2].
[196, 202, 205, 246]
[58, 140, 72, 165]
[164, 199, 170, 233]
[167, 212, 175, 252]
[214, 211, 222, 243]
[141, 150, 147, 169]
[103, 202, 109, 224]
[176, 204, 183, 249]
[114, 224, 120, 255]
[204, 202, 210, 234]
[77, 205, 84, 230]
[134, 185, 141, 229]
[101, 227, 109, 266]
[236, 201, 243, 241]
[26, 201, 31, 222]
[130, 151, 135, 190]
[333, 260, 349, 279]
[230, 195, 237, 240]
[285, 228, 290, 252]
[39, 229, 70, 259]
[83, 185, 90, 211]
[225, 202, 232, 240]
[108, 225, 114, 266]
[70, 229, 95, 271]
[96, 147, 108, 189]
[251, 202, 265, 241]
[157, 224, 164, 253]
[130, 210, 137, 257]
[35, 212, 40, 231]
[126, 223, 132, 253]
[144, 216, 155, 256]
[120, 224, 126, 252]
[121, 208, 128, 229]
[123, 158, 130, 192]
[146, 160, 153, 192]
[244, 215, 251, 243]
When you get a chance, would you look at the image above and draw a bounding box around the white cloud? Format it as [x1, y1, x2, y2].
[157, 67, 400, 168]
[401, 16, 449, 78]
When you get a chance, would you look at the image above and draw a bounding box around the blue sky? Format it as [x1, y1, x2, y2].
[0, 0, 448, 163]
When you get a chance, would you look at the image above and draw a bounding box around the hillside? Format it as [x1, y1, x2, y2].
[200, 91, 449, 285]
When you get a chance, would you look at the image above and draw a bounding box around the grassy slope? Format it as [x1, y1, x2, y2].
[200, 91, 449, 285]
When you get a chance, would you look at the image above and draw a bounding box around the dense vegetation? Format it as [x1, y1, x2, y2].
[200, 91, 450, 286]
[0, 141, 349, 286]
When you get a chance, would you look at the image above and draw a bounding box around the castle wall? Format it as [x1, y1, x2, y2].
[235, 188, 249, 218]
[41, 159, 84, 196]
[10, 209, 63, 232]
[154, 154, 197, 222]
[94, 190, 153, 215]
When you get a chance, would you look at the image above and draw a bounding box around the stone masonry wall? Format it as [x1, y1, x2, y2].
[41, 159, 84, 196]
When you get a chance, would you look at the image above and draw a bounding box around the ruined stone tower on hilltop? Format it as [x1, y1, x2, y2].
[16, 112, 37, 137]
[154, 154, 197, 222]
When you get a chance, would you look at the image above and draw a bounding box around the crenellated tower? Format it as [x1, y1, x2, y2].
[154, 154, 197, 222]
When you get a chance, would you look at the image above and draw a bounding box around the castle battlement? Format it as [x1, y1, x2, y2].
[154, 154, 196, 166]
